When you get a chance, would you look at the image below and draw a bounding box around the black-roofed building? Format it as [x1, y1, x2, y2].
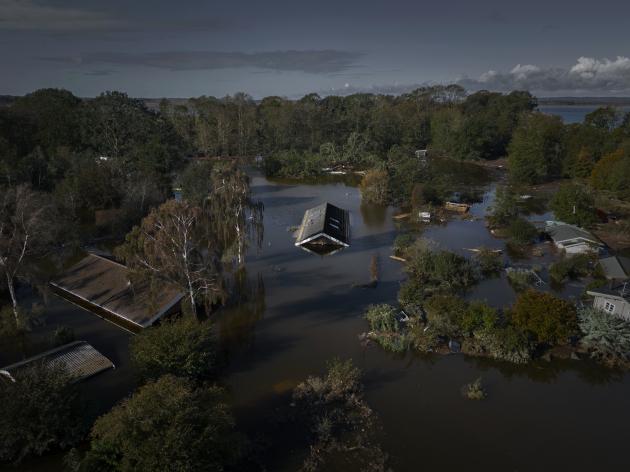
[0, 341, 114, 384]
[295, 202, 350, 255]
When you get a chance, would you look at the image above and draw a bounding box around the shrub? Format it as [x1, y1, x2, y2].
[0, 364, 84, 463]
[292, 359, 387, 471]
[462, 377, 487, 400]
[81, 375, 240, 471]
[472, 325, 532, 364]
[131, 316, 216, 382]
[475, 248, 503, 276]
[550, 183, 597, 227]
[359, 169, 389, 204]
[511, 290, 578, 345]
[507, 217, 538, 245]
[424, 295, 468, 338]
[579, 307, 630, 366]
[365, 304, 399, 333]
[460, 301, 498, 335]
[549, 254, 593, 283]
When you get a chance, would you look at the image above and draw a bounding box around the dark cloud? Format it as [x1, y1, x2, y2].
[44, 50, 364, 74]
[459, 57, 630, 95]
[83, 69, 115, 76]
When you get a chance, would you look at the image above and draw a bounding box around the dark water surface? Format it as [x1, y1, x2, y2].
[539, 105, 630, 124]
[8, 171, 630, 471]
[220, 172, 630, 471]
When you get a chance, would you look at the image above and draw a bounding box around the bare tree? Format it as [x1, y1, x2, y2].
[116, 199, 225, 316]
[0, 185, 56, 326]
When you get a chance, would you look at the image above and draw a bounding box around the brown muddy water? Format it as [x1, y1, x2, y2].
[6, 170, 630, 471]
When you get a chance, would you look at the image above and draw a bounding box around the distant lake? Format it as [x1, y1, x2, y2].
[539, 105, 630, 124]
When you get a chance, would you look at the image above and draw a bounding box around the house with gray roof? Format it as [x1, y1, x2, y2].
[0, 341, 114, 384]
[587, 284, 630, 321]
[295, 202, 350, 255]
[599, 255, 630, 283]
[545, 221, 604, 255]
[51, 254, 184, 333]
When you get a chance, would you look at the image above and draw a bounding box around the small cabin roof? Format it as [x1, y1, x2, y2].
[0, 341, 114, 383]
[295, 202, 350, 247]
[51, 254, 184, 330]
[599, 256, 630, 280]
[545, 222, 601, 245]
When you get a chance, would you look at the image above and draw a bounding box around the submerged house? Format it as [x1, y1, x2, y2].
[545, 221, 604, 255]
[599, 255, 630, 284]
[51, 254, 184, 333]
[587, 284, 630, 321]
[0, 341, 114, 384]
[295, 202, 350, 255]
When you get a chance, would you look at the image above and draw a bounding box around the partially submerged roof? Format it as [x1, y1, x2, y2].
[545, 222, 602, 245]
[0, 341, 114, 383]
[51, 254, 184, 330]
[599, 256, 630, 280]
[587, 284, 630, 302]
[295, 202, 350, 254]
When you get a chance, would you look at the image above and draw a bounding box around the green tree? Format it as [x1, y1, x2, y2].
[0, 364, 84, 463]
[511, 290, 577, 344]
[131, 317, 216, 382]
[424, 295, 468, 337]
[80, 375, 240, 471]
[507, 217, 538, 244]
[359, 168, 389, 204]
[550, 183, 596, 227]
[508, 113, 565, 184]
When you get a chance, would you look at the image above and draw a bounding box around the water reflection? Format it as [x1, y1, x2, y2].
[360, 202, 387, 228]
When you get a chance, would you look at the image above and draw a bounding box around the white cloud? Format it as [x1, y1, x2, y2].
[460, 56, 630, 95]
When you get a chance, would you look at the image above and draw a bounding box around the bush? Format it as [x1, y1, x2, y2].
[359, 169, 389, 204]
[130, 316, 216, 382]
[549, 254, 593, 283]
[579, 307, 630, 366]
[511, 290, 578, 345]
[462, 377, 487, 400]
[550, 183, 597, 227]
[0, 364, 84, 463]
[424, 295, 468, 338]
[80, 375, 240, 471]
[507, 217, 538, 245]
[365, 304, 400, 333]
[471, 325, 532, 364]
[460, 301, 498, 335]
[475, 248, 503, 276]
[292, 359, 387, 471]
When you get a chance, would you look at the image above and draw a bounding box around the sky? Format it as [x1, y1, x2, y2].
[1, 0, 630, 98]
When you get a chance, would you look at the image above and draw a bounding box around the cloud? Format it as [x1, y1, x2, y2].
[0, 0, 121, 31]
[459, 56, 630, 94]
[43, 50, 364, 74]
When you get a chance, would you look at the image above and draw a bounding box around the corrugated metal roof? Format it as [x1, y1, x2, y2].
[599, 256, 630, 280]
[295, 202, 350, 247]
[51, 254, 184, 328]
[0, 341, 114, 383]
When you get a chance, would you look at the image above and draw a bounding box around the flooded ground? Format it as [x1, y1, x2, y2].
[220, 171, 630, 471]
[7, 170, 630, 471]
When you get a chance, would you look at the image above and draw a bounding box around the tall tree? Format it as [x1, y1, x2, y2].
[0, 185, 56, 326]
[116, 199, 225, 316]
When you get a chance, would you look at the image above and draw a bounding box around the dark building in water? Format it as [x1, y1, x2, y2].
[295, 202, 350, 255]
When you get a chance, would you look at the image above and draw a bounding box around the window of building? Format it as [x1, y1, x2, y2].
[605, 301, 616, 313]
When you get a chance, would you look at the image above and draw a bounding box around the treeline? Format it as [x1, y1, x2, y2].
[0, 89, 186, 233]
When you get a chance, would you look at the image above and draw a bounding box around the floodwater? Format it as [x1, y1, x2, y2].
[220, 171, 630, 471]
[7, 170, 630, 471]
[539, 105, 630, 124]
